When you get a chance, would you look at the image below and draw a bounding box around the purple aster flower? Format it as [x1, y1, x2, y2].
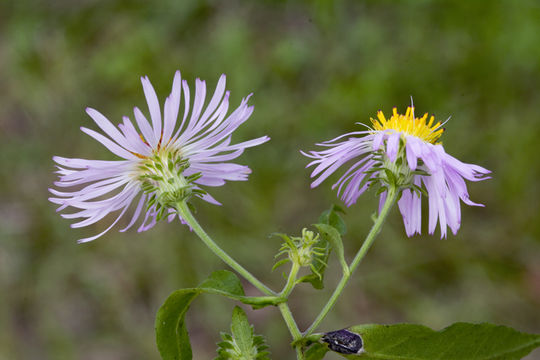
[49, 70, 269, 243]
[302, 106, 490, 238]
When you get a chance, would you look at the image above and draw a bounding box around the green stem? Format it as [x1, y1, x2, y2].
[175, 201, 276, 296]
[176, 201, 305, 356]
[278, 302, 304, 359]
[278, 264, 304, 358]
[280, 262, 300, 298]
[305, 186, 399, 335]
[295, 346, 306, 360]
[279, 303, 302, 339]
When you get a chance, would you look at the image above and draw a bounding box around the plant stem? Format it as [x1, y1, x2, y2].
[175, 201, 276, 296]
[278, 263, 305, 358]
[176, 201, 305, 356]
[295, 346, 306, 360]
[304, 186, 399, 335]
[280, 262, 300, 298]
[279, 303, 302, 339]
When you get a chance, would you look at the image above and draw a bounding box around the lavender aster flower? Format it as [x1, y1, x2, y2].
[49, 71, 269, 243]
[303, 106, 490, 238]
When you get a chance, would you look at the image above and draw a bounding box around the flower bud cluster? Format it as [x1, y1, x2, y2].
[273, 228, 327, 271]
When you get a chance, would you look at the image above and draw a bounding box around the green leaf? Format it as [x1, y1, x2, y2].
[231, 306, 255, 356]
[155, 289, 199, 360]
[198, 269, 245, 297]
[314, 223, 349, 276]
[329, 323, 540, 360]
[155, 270, 278, 360]
[305, 343, 330, 360]
[318, 204, 347, 235]
[216, 306, 270, 360]
[298, 272, 325, 290]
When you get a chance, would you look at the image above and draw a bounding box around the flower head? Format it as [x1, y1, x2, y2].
[302, 105, 490, 238]
[49, 70, 269, 243]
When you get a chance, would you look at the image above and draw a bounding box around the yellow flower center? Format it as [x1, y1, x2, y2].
[371, 106, 444, 144]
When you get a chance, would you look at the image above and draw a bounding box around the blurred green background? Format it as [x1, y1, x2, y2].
[1, 0, 540, 359]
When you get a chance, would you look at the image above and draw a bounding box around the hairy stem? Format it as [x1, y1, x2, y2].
[305, 186, 399, 335]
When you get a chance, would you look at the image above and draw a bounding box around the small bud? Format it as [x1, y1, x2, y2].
[273, 228, 323, 269]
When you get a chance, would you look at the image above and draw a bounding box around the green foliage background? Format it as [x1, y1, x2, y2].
[1, 0, 539, 359]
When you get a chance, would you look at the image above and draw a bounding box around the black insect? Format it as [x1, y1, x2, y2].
[321, 329, 363, 355]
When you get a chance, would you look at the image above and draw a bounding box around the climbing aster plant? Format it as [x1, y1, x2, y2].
[50, 70, 540, 360]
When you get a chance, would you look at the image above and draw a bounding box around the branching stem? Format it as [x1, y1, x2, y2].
[175, 201, 276, 296]
[304, 186, 399, 336]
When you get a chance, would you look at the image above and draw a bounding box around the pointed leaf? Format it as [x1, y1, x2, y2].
[231, 306, 255, 356]
[324, 323, 540, 359]
[216, 307, 271, 360]
[155, 289, 199, 360]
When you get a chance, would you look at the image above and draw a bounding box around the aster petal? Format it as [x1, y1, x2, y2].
[162, 70, 182, 144]
[177, 91, 232, 148]
[195, 74, 226, 130]
[372, 131, 384, 150]
[141, 75, 162, 141]
[184, 99, 253, 151]
[440, 148, 491, 181]
[80, 127, 138, 160]
[133, 107, 157, 148]
[49, 177, 130, 202]
[318, 130, 372, 146]
[378, 191, 387, 214]
[198, 191, 222, 206]
[386, 132, 400, 162]
[138, 205, 158, 232]
[444, 168, 484, 207]
[405, 136, 419, 171]
[52, 156, 132, 169]
[182, 78, 207, 138]
[77, 203, 132, 243]
[334, 158, 375, 196]
[341, 169, 374, 206]
[120, 193, 147, 232]
[86, 108, 135, 152]
[119, 116, 152, 156]
[397, 189, 413, 235]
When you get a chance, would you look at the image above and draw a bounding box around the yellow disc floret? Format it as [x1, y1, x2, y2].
[371, 106, 444, 144]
